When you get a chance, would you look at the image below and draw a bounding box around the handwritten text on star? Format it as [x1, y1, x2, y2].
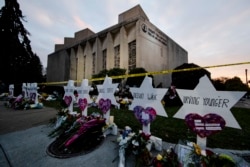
[99, 88, 114, 93]
[133, 92, 157, 100]
[182, 95, 229, 108]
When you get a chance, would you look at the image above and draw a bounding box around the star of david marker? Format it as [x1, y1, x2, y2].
[63, 80, 76, 114]
[30, 83, 39, 104]
[129, 76, 168, 134]
[96, 76, 119, 123]
[174, 75, 245, 129]
[22, 83, 29, 98]
[129, 76, 168, 117]
[76, 79, 91, 116]
[173, 75, 246, 148]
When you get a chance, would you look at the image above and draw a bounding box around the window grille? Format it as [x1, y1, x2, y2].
[114, 45, 120, 68]
[128, 40, 136, 71]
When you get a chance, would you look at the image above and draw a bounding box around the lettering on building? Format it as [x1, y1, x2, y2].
[141, 23, 167, 46]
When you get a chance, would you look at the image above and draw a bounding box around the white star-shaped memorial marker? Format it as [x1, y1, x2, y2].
[76, 79, 91, 103]
[63, 80, 76, 113]
[129, 76, 168, 117]
[96, 76, 119, 106]
[173, 75, 246, 129]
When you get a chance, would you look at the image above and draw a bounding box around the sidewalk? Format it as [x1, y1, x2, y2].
[0, 102, 57, 135]
[233, 98, 250, 109]
[0, 125, 129, 167]
[0, 100, 250, 167]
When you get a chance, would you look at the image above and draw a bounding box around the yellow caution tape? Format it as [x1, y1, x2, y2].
[39, 61, 250, 85]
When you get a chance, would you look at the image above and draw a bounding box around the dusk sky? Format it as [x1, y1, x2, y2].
[1, 0, 250, 83]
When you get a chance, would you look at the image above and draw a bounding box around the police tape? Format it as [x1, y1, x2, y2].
[40, 61, 250, 85]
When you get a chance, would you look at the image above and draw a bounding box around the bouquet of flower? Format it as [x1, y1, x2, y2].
[152, 146, 179, 167]
[89, 95, 98, 107]
[48, 108, 77, 138]
[185, 142, 236, 167]
[114, 86, 133, 109]
[115, 127, 152, 167]
[119, 97, 132, 105]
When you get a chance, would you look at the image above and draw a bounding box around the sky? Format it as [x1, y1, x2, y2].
[1, 0, 250, 83]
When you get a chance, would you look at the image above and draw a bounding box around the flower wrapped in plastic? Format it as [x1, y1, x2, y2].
[184, 142, 236, 167]
[114, 86, 133, 109]
[152, 146, 179, 167]
[114, 127, 152, 167]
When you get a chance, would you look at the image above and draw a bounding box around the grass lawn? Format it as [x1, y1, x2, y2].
[44, 100, 250, 150]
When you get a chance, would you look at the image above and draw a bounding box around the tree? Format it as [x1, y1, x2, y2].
[212, 76, 248, 92]
[107, 68, 126, 84]
[224, 76, 248, 91]
[163, 63, 210, 107]
[0, 0, 43, 85]
[92, 68, 126, 84]
[125, 67, 155, 87]
[212, 77, 228, 90]
[126, 67, 150, 87]
[171, 63, 211, 89]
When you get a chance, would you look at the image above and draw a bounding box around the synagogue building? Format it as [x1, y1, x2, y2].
[47, 5, 188, 87]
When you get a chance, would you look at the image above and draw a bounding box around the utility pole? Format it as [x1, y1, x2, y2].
[246, 69, 248, 87]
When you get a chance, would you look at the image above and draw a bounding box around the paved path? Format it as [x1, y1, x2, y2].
[233, 98, 250, 109]
[0, 101, 57, 135]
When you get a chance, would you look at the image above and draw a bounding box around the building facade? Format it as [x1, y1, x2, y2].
[47, 5, 188, 87]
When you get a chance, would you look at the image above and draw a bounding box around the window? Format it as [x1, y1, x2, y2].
[83, 55, 86, 78]
[92, 52, 96, 74]
[102, 49, 107, 70]
[128, 40, 136, 71]
[114, 45, 120, 68]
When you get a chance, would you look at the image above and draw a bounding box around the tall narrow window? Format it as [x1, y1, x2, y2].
[83, 55, 86, 78]
[102, 49, 107, 70]
[128, 40, 136, 71]
[114, 45, 120, 68]
[92, 52, 96, 74]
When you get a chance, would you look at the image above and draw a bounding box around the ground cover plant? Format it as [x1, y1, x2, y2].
[44, 100, 250, 150]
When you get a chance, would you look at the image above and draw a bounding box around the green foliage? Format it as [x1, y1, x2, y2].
[225, 77, 248, 91]
[212, 77, 249, 94]
[0, 0, 44, 84]
[92, 69, 109, 78]
[92, 68, 126, 84]
[126, 67, 155, 87]
[126, 67, 147, 87]
[108, 68, 126, 76]
[212, 77, 228, 90]
[172, 63, 211, 89]
[108, 68, 126, 83]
